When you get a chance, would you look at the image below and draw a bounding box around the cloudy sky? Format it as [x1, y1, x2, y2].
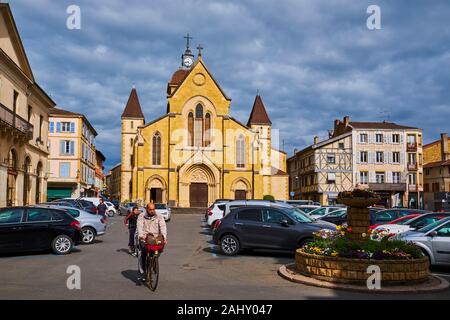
[10, 0, 450, 169]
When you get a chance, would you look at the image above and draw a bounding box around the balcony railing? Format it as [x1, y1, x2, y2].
[407, 163, 418, 171]
[0, 102, 33, 140]
[407, 142, 418, 152]
[409, 184, 418, 192]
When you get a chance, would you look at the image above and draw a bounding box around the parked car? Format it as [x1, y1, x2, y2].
[296, 205, 321, 214]
[104, 201, 117, 217]
[374, 213, 450, 236]
[0, 206, 82, 255]
[308, 206, 346, 220]
[321, 208, 382, 226]
[212, 205, 336, 255]
[282, 200, 314, 206]
[206, 202, 227, 228]
[223, 200, 293, 217]
[40, 205, 107, 244]
[371, 209, 431, 228]
[111, 200, 120, 210]
[58, 198, 98, 215]
[155, 203, 171, 221]
[398, 216, 450, 266]
[119, 202, 138, 216]
[43, 201, 78, 208]
[320, 209, 348, 225]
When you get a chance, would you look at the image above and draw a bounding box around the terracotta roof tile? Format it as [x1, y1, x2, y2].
[424, 160, 450, 168]
[121, 87, 144, 119]
[169, 69, 190, 85]
[247, 95, 272, 126]
[349, 121, 419, 130]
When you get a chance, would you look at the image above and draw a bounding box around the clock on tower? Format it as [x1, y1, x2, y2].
[181, 33, 195, 69]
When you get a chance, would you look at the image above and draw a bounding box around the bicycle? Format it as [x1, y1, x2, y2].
[143, 241, 164, 291]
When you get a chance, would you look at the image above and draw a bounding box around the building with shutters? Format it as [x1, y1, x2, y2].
[288, 116, 424, 208]
[120, 39, 288, 207]
[0, 3, 56, 208]
[423, 133, 450, 211]
[47, 108, 98, 200]
[334, 116, 423, 208]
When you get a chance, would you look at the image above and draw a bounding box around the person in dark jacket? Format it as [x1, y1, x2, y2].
[97, 199, 108, 218]
[125, 207, 141, 255]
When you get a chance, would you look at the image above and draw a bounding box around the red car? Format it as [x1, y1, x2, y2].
[369, 213, 421, 230]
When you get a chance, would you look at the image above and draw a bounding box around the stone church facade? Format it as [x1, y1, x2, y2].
[120, 43, 288, 207]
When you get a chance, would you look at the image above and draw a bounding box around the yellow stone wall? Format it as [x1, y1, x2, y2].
[124, 58, 288, 206]
[424, 140, 450, 164]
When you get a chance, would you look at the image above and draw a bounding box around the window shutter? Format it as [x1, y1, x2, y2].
[400, 134, 404, 144]
[56, 122, 61, 133]
[356, 152, 360, 164]
[387, 171, 393, 183]
[60, 141, 64, 155]
[369, 171, 375, 183]
[70, 122, 75, 133]
[70, 141, 75, 155]
[400, 152, 405, 165]
[384, 151, 388, 164]
[49, 122, 54, 133]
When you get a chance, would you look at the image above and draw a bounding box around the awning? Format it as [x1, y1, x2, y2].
[47, 188, 73, 199]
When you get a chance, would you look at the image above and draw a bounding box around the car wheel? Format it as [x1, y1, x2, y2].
[81, 227, 96, 244]
[108, 210, 115, 217]
[52, 235, 73, 255]
[220, 234, 240, 256]
[298, 238, 313, 249]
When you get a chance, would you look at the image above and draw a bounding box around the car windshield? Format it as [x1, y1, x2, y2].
[310, 208, 327, 216]
[155, 204, 166, 209]
[299, 207, 316, 213]
[282, 208, 313, 223]
[396, 217, 415, 225]
[417, 217, 450, 233]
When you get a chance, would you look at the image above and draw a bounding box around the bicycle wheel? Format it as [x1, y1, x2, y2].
[145, 255, 159, 291]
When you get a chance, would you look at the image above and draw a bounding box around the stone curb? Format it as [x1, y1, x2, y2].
[278, 264, 450, 294]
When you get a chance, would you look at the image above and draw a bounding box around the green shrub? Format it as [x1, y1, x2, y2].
[263, 195, 275, 201]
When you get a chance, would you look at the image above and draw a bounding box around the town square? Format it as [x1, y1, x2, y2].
[0, 0, 450, 304]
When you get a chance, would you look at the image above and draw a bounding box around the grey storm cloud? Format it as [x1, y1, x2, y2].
[9, 0, 450, 169]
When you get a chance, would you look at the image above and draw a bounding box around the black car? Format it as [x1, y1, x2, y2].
[0, 207, 82, 255]
[212, 205, 336, 255]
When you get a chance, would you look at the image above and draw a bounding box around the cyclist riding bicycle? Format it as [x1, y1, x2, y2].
[136, 202, 167, 282]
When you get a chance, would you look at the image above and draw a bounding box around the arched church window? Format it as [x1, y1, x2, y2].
[204, 113, 211, 147]
[188, 112, 194, 146]
[152, 132, 161, 165]
[236, 135, 245, 168]
[194, 104, 203, 147]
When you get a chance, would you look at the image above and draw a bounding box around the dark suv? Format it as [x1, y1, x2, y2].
[0, 207, 82, 255]
[212, 205, 336, 255]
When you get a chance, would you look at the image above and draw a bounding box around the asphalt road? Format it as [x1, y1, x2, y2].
[0, 213, 449, 300]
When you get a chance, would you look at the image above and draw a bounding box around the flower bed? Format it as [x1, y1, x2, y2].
[302, 227, 424, 260]
[296, 227, 430, 284]
[296, 251, 430, 284]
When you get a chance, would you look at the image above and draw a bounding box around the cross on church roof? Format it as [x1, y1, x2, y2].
[197, 44, 204, 56]
[184, 32, 193, 49]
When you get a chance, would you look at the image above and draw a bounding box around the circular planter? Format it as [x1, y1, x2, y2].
[296, 250, 430, 285]
[337, 197, 380, 208]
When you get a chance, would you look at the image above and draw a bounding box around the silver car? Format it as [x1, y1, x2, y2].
[155, 203, 171, 221]
[43, 205, 107, 245]
[399, 216, 450, 266]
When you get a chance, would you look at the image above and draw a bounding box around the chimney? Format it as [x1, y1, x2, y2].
[343, 116, 350, 127]
[314, 136, 319, 144]
[441, 133, 449, 160]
